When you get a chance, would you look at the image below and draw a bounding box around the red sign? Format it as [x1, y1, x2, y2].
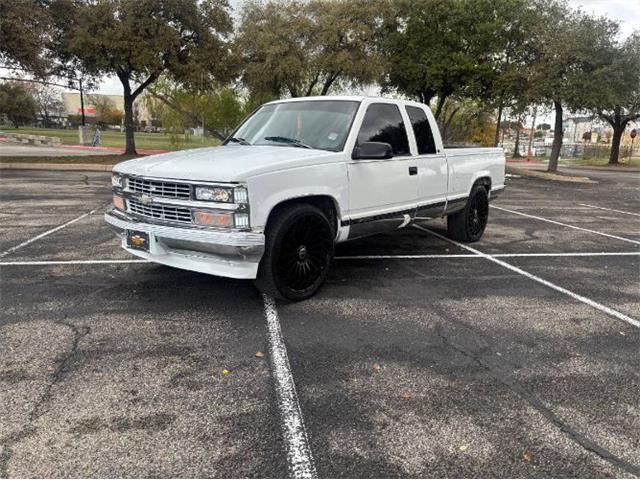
[631, 129, 637, 139]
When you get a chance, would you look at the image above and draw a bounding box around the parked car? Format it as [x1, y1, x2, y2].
[106, 96, 505, 300]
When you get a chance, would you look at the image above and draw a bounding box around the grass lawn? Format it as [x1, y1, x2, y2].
[1, 127, 220, 151]
[560, 155, 640, 168]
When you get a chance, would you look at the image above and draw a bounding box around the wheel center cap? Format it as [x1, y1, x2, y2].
[297, 245, 308, 260]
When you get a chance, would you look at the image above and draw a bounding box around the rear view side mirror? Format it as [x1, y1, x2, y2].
[352, 141, 393, 160]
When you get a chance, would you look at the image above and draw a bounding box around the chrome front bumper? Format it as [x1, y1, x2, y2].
[105, 210, 265, 279]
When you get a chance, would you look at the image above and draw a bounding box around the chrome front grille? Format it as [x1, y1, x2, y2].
[127, 198, 193, 224]
[127, 177, 191, 199]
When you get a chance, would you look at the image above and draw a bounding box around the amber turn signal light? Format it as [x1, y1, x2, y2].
[193, 211, 234, 227]
[113, 195, 125, 210]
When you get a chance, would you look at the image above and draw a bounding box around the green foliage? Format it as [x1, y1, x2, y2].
[381, 0, 536, 118]
[0, 0, 52, 75]
[51, 0, 234, 153]
[587, 33, 640, 163]
[237, 0, 385, 98]
[146, 78, 255, 144]
[536, 123, 551, 131]
[0, 82, 38, 127]
[439, 99, 496, 146]
[89, 95, 123, 127]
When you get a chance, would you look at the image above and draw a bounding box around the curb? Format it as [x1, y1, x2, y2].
[0, 163, 114, 172]
[507, 165, 596, 184]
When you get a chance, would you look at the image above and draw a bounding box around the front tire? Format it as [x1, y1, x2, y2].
[255, 204, 334, 301]
[447, 185, 489, 242]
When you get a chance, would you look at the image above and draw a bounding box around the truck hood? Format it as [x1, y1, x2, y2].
[113, 145, 339, 182]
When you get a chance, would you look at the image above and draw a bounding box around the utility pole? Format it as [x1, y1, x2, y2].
[79, 78, 86, 126]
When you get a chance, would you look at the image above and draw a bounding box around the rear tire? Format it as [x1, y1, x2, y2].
[447, 185, 489, 242]
[255, 203, 334, 301]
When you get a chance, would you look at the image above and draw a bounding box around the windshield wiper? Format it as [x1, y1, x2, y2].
[227, 136, 251, 145]
[264, 136, 312, 149]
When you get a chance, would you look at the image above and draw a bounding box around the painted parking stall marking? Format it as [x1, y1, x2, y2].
[0, 205, 105, 259]
[262, 294, 317, 479]
[413, 224, 640, 329]
[579, 203, 640, 218]
[1, 251, 639, 267]
[492, 205, 640, 245]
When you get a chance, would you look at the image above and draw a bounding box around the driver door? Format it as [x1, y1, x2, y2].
[346, 102, 419, 239]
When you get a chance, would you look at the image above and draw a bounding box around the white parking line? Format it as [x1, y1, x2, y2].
[579, 203, 640, 218]
[492, 205, 640, 245]
[1, 251, 639, 266]
[262, 294, 317, 479]
[0, 259, 149, 265]
[413, 225, 640, 329]
[335, 252, 640, 260]
[0, 206, 104, 259]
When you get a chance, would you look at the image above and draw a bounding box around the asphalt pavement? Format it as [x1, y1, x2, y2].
[0, 167, 638, 478]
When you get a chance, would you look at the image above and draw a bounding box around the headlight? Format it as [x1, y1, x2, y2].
[194, 185, 249, 204]
[195, 186, 233, 202]
[111, 174, 123, 188]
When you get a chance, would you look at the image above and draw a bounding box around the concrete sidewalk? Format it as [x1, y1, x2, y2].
[0, 143, 120, 157]
[0, 162, 115, 172]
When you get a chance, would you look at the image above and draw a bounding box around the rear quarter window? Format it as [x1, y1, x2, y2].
[406, 106, 437, 154]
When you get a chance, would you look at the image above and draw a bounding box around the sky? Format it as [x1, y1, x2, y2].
[2, 0, 639, 97]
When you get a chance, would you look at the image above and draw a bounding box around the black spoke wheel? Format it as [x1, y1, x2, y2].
[467, 188, 489, 237]
[255, 204, 334, 301]
[447, 184, 489, 242]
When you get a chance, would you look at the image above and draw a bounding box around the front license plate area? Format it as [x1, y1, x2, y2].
[126, 230, 150, 252]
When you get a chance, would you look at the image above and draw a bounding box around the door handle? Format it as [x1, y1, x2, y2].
[409, 166, 418, 175]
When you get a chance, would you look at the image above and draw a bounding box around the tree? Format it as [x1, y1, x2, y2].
[90, 95, 123, 127]
[237, 0, 384, 99]
[511, 116, 524, 158]
[0, 0, 52, 75]
[28, 83, 65, 128]
[146, 78, 255, 141]
[0, 82, 37, 127]
[52, 0, 233, 154]
[438, 99, 495, 146]
[591, 33, 640, 164]
[527, 2, 620, 171]
[381, 0, 534, 121]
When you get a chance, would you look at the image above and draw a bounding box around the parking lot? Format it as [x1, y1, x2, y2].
[0, 167, 638, 478]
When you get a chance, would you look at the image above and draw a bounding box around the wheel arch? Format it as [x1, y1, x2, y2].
[470, 175, 492, 194]
[264, 195, 340, 236]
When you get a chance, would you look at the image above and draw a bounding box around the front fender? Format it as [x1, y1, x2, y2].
[246, 163, 348, 231]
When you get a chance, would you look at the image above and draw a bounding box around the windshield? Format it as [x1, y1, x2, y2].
[228, 100, 360, 152]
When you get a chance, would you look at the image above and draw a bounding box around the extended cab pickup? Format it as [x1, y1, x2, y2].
[106, 96, 505, 300]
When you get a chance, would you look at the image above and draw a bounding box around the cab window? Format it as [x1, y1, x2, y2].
[406, 106, 437, 154]
[356, 103, 410, 156]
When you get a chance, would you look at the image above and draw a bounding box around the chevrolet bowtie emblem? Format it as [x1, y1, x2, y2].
[130, 235, 146, 246]
[139, 194, 153, 205]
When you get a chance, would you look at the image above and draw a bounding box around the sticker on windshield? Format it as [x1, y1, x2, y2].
[328, 132, 338, 141]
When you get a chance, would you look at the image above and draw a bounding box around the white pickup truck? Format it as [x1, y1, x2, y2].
[106, 96, 505, 300]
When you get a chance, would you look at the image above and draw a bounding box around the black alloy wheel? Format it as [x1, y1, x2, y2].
[467, 188, 489, 238]
[447, 184, 489, 242]
[255, 204, 334, 301]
